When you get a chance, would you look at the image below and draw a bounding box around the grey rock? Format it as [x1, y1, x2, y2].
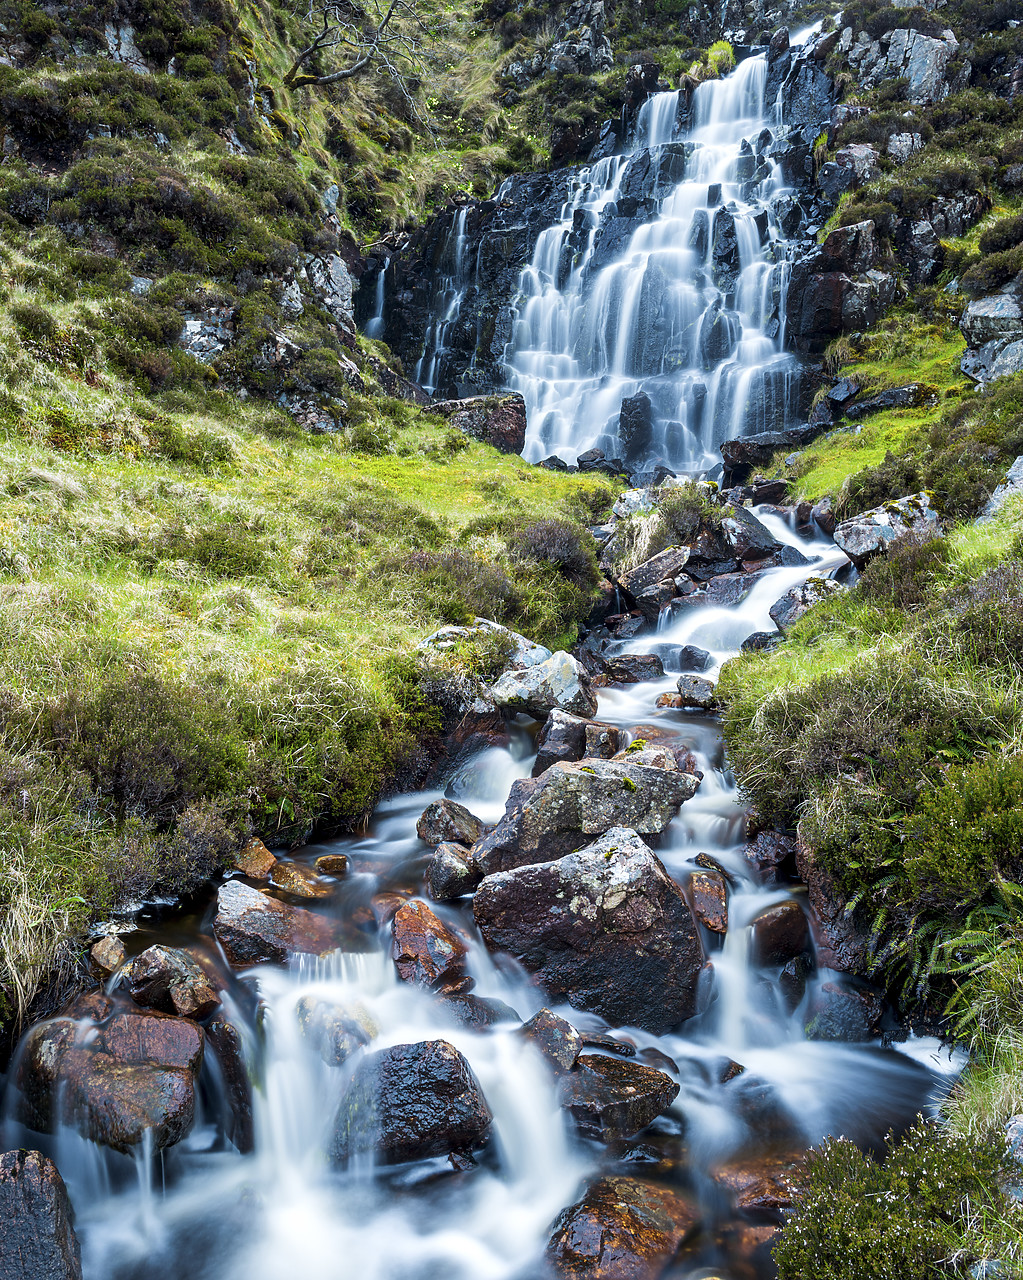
[978, 456, 1023, 523]
[887, 131, 923, 163]
[768, 576, 845, 631]
[305, 254, 355, 330]
[416, 798, 484, 847]
[833, 493, 939, 567]
[474, 827, 705, 1032]
[426, 843, 481, 900]
[558, 1054, 679, 1141]
[417, 618, 552, 673]
[961, 295, 1023, 348]
[676, 674, 716, 710]
[532, 708, 621, 776]
[491, 651, 598, 719]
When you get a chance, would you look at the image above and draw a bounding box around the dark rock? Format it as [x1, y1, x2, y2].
[744, 830, 796, 883]
[779, 954, 812, 1012]
[520, 1008, 582, 1072]
[426, 842, 481, 901]
[796, 831, 869, 973]
[546, 1177, 698, 1280]
[416, 798, 485, 847]
[440, 994, 518, 1028]
[0, 1149, 82, 1280]
[123, 945, 219, 1020]
[532, 709, 621, 776]
[89, 935, 125, 977]
[605, 653, 665, 684]
[676, 674, 716, 710]
[432, 393, 527, 453]
[811, 495, 835, 536]
[331, 1040, 493, 1165]
[816, 220, 877, 275]
[845, 383, 931, 420]
[741, 631, 778, 653]
[474, 827, 704, 1033]
[806, 981, 884, 1042]
[214, 880, 343, 967]
[690, 871, 728, 933]
[712, 1151, 803, 1210]
[206, 1018, 254, 1153]
[751, 479, 789, 505]
[676, 645, 711, 672]
[559, 1054, 680, 1141]
[720, 503, 782, 561]
[828, 376, 860, 407]
[315, 854, 349, 877]
[391, 899, 469, 992]
[296, 996, 377, 1067]
[751, 902, 809, 966]
[579, 1031, 636, 1058]
[619, 392, 653, 460]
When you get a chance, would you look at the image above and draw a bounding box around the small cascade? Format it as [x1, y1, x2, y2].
[415, 207, 471, 394]
[499, 52, 801, 470]
[364, 260, 388, 339]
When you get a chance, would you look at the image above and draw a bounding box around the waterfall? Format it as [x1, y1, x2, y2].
[501, 52, 800, 470]
[415, 207, 471, 394]
[364, 261, 388, 340]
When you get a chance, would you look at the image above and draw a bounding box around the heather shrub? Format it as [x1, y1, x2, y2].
[510, 517, 598, 590]
[856, 529, 951, 610]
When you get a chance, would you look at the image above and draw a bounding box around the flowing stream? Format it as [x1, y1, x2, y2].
[0, 38, 961, 1280]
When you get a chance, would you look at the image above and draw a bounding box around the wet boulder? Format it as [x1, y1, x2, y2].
[315, 854, 349, 877]
[122, 945, 219, 1020]
[213, 879, 343, 967]
[751, 901, 809, 967]
[519, 1008, 582, 1072]
[619, 392, 653, 461]
[833, 493, 939, 568]
[331, 1039, 493, 1165]
[89, 934, 125, 977]
[690, 871, 728, 933]
[604, 654, 665, 684]
[720, 504, 782, 562]
[391, 899, 469, 992]
[416, 798, 485, 847]
[712, 1151, 802, 1210]
[432, 393, 527, 454]
[547, 1177, 698, 1279]
[426, 842, 481, 901]
[474, 827, 705, 1033]
[677, 644, 711, 672]
[206, 1017, 254, 1153]
[491, 650, 598, 719]
[18, 1008, 204, 1154]
[268, 860, 331, 899]
[559, 1054, 680, 1141]
[471, 759, 700, 876]
[232, 836, 276, 879]
[533, 709, 622, 777]
[676, 674, 716, 710]
[440, 993, 518, 1028]
[806, 981, 884, 1042]
[0, 1149, 82, 1280]
[768, 576, 844, 632]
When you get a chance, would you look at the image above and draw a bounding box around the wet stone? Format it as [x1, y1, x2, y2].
[206, 1017, 254, 1154]
[677, 644, 712, 672]
[712, 1150, 803, 1209]
[214, 879, 344, 967]
[547, 1177, 698, 1279]
[605, 653, 665, 684]
[122, 944, 219, 1020]
[269, 860, 331, 899]
[331, 1039, 493, 1166]
[806, 981, 884, 1042]
[314, 854, 349, 877]
[533, 708, 621, 777]
[690, 870, 728, 933]
[559, 1054, 680, 1142]
[520, 1008, 582, 1072]
[416, 797, 485, 847]
[751, 901, 809, 967]
[233, 836, 276, 879]
[0, 1149, 82, 1280]
[391, 899, 469, 992]
[425, 842, 480, 901]
[297, 995, 378, 1066]
[676, 674, 716, 710]
[89, 934, 125, 977]
[440, 993, 519, 1029]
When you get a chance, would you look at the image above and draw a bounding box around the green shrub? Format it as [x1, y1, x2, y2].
[979, 213, 1023, 255]
[904, 753, 1023, 914]
[961, 245, 1023, 297]
[510, 517, 598, 591]
[774, 1121, 1011, 1280]
[856, 529, 950, 609]
[10, 301, 56, 339]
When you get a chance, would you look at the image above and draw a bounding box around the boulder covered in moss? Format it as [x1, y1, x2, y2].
[474, 827, 704, 1032]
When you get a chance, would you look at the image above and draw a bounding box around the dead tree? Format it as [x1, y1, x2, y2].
[284, 0, 430, 124]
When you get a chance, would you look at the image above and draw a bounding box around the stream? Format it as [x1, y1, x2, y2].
[1, 30, 961, 1280]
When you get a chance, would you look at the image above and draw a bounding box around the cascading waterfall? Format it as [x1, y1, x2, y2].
[415, 206, 471, 393]
[504, 53, 799, 469]
[0, 42, 964, 1280]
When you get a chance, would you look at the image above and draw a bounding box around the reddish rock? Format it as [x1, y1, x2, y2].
[213, 879, 343, 967]
[89, 934, 125, 976]
[331, 1039, 493, 1165]
[122, 945, 219, 1020]
[315, 854, 349, 877]
[751, 902, 809, 967]
[559, 1054, 679, 1142]
[370, 892, 408, 928]
[391, 899, 469, 991]
[690, 871, 728, 933]
[655, 693, 684, 708]
[475, 828, 704, 1034]
[269, 860, 331, 899]
[206, 1018, 254, 1154]
[432, 393, 527, 454]
[233, 837, 276, 879]
[0, 1149, 82, 1280]
[519, 1008, 582, 1072]
[547, 1177, 698, 1279]
[712, 1151, 803, 1209]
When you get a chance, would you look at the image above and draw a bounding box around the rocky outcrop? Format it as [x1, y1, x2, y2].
[841, 25, 966, 104]
[833, 493, 939, 568]
[470, 759, 700, 875]
[0, 1149, 82, 1280]
[547, 1177, 698, 1280]
[474, 827, 704, 1033]
[331, 1039, 492, 1165]
[432, 393, 527, 454]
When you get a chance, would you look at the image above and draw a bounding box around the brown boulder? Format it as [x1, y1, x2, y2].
[233, 837, 276, 879]
[690, 871, 728, 933]
[206, 1018, 254, 1153]
[432, 393, 527, 454]
[474, 828, 704, 1033]
[315, 854, 349, 877]
[331, 1039, 493, 1165]
[751, 901, 809, 967]
[796, 828, 870, 973]
[0, 1149, 82, 1280]
[213, 879, 343, 967]
[547, 1177, 698, 1279]
[416, 797, 485, 847]
[122, 945, 219, 1020]
[559, 1054, 680, 1142]
[268, 860, 331, 899]
[391, 899, 469, 991]
[519, 1008, 582, 1072]
[89, 934, 125, 977]
[712, 1151, 803, 1209]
